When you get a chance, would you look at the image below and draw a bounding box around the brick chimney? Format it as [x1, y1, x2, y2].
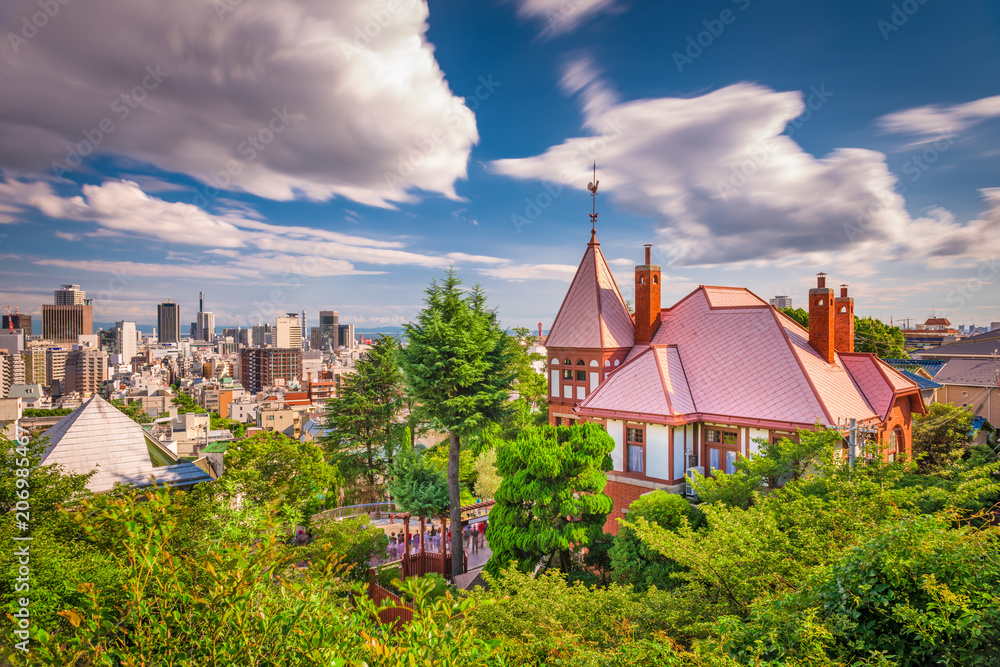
[808, 273, 835, 363]
[634, 244, 662, 345]
[834, 284, 854, 354]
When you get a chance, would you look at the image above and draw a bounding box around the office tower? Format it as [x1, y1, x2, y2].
[238, 348, 302, 393]
[222, 327, 250, 346]
[251, 323, 272, 347]
[64, 348, 107, 397]
[317, 310, 339, 350]
[337, 323, 355, 349]
[42, 305, 94, 344]
[54, 284, 86, 305]
[0, 351, 26, 397]
[275, 314, 302, 349]
[197, 311, 215, 342]
[115, 321, 137, 363]
[769, 296, 793, 309]
[158, 301, 181, 343]
[2, 313, 31, 335]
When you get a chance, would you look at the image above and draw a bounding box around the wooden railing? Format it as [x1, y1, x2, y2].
[367, 571, 413, 629]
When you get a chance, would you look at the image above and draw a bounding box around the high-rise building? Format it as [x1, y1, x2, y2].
[338, 323, 355, 349]
[158, 301, 181, 343]
[0, 330, 25, 354]
[64, 348, 107, 397]
[222, 327, 250, 346]
[770, 296, 793, 309]
[2, 313, 31, 336]
[0, 351, 26, 398]
[314, 310, 339, 350]
[197, 311, 216, 342]
[238, 348, 302, 393]
[251, 323, 272, 347]
[45, 348, 68, 389]
[24, 348, 46, 385]
[275, 314, 302, 349]
[42, 305, 94, 344]
[115, 321, 137, 363]
[54, 284, 86, 305]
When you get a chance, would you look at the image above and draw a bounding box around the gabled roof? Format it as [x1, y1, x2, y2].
[578, 286, 920, 427]
[545, 237, 634, 350]
[883, 358, 946, 377]
[899, 369, 943, 390]
[41, 395, 213, 493]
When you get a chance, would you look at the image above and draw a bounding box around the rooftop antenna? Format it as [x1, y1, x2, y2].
[587, 161, 599, 243]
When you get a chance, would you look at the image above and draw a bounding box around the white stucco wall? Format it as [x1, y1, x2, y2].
[607, 419, 624, 472]
[673, 426, 686, 480]
[646, 423, 671, 480]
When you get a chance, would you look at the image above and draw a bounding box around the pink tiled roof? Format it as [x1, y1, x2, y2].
[703, 286, 768, 308]
[546, 240, 635, 350]
[576, 285, 917, 428]
[841, 354, 897, 420]
[582, 348, 671, 415]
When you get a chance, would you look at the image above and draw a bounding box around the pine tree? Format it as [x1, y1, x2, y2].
[321, 336, 403, 505]
[400, 270, 515, 578]
[485, 423, 614, 578]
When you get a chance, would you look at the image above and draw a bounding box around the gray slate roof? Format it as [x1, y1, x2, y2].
[41, 395, 213, 493]
[918, 329, 1000, 358]
[935, 358, 1000, 388]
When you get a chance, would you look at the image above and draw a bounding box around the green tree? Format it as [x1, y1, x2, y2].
[321, 336, 403, 504]
[609, 491, 702, 592]
[912, 402, 974, 474]
[472, 448, 502, 499]
[224, 431, 334, 516]
[400, 269, 516, 578]
[110, 399, 152, 424]
[485, 423, 614, 577]
[783, 307, 909, 358]
[387, 446, 449, 518]
[854, 315, 908, 357]
[508, 326, 547, 413]
[779, 306, 809, 328]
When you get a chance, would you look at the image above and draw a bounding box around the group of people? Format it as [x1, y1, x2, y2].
[384, 520, 489, 560]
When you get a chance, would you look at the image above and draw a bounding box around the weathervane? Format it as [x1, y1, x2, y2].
[587, 161, 599, 240]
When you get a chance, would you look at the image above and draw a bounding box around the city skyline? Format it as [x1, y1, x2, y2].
[1, 1, 998, 330]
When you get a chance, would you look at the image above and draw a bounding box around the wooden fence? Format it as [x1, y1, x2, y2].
[367, 570, 413, 629]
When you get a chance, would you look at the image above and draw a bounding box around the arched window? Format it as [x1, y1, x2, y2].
[575, 359, 586, 381]
[840, 306, 847, 313]
[817, 299, 824, 306]
[653, 275, 659, 284]
[639, 275, 646, 284]
[563, 358, 572, 366]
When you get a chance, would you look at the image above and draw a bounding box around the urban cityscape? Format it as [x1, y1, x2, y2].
[1, 1, 999, 665]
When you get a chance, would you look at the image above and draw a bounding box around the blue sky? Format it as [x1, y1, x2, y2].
[1, 0, 998, 332]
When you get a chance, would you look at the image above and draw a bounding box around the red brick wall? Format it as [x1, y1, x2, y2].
[808, 286, 835, 363]
[880, 395, 914, 458]
[602, 478, 648, 536]
[834, 295, 854, 354]
[634, 265, 661, 345]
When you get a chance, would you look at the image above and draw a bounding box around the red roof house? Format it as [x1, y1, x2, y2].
[545, 232, 923, 533]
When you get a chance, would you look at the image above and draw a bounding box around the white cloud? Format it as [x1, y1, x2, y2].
[478, 263, 577, 282]
[0, 0, 477, 207]
[0, 176, 513, 272]
[878, 94, 1000, 137]
[491, 80, 1000, 269]
[507, 0, 620, 38]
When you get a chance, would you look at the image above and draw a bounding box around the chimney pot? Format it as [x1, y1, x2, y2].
[817, 273, 827, 289]
[840, 285, 848, 298]
[644, 244, 652, 265]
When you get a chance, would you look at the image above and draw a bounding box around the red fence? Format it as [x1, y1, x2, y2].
[367, 571, 413, 629]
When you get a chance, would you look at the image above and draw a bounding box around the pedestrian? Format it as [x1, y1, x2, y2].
[463, 525, 471, 553]
[477, 521, 486, 549]
[388, 532, 397, 560]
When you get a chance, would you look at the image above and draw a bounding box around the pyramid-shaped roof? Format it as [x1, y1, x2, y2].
[41, 395, 213, 493]
[546, 238, 635, 350]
